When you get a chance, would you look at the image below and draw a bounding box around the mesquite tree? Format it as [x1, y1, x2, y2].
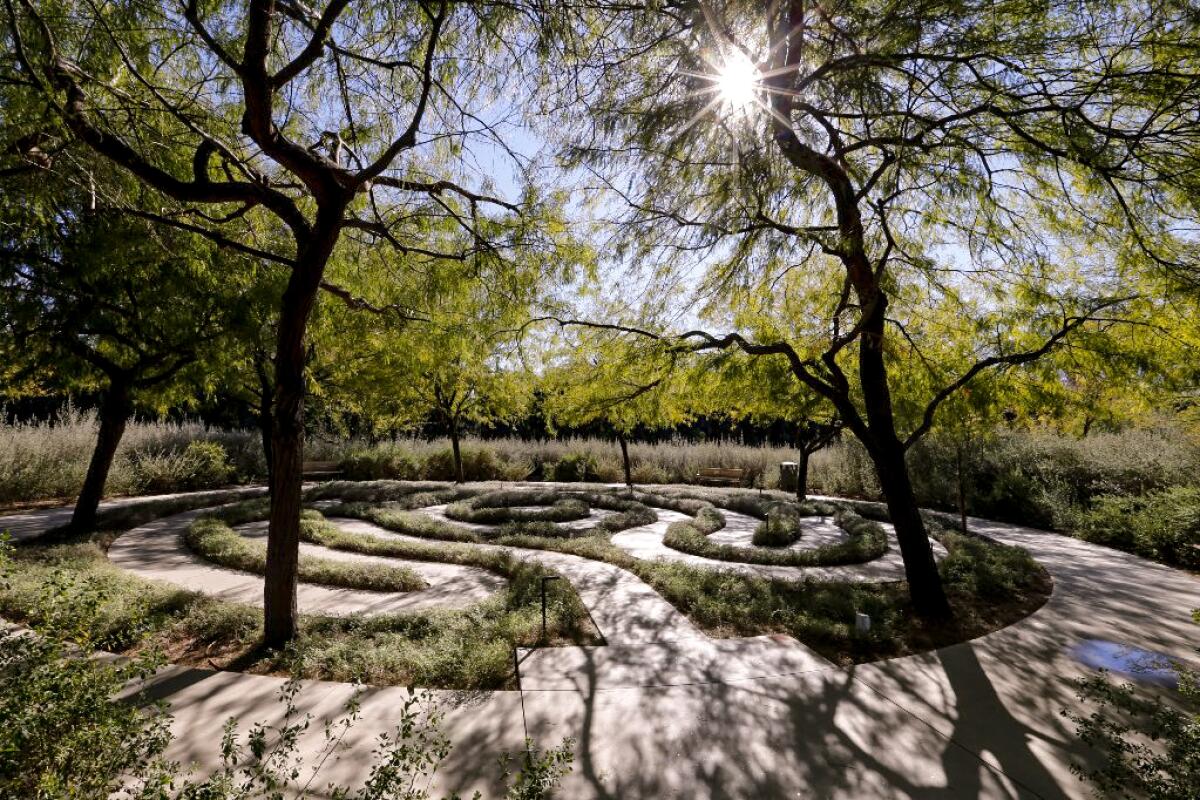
[543, 0, 1200, 616]
[4, 0, 545, 644]
[0, 189, 238, 530]
[541, 330, 695, 488]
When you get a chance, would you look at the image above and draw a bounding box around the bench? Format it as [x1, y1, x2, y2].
[301, 460, 343, 481]
[694, 467, 745, 487]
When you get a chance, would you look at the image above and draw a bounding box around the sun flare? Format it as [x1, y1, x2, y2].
[715, 53, 759, 111]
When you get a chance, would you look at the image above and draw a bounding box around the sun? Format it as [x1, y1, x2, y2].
[715, 52, 759, 112]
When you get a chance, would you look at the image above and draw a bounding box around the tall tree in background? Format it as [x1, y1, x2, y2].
[541, 331, 695, 487]
[4, 0, 550, 643]
[543, 0, 1200, 617]
[0, 198, 239, 530]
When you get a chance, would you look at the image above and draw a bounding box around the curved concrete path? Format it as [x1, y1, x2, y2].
[0, 485, 268, 542]
[7, 485, 1200, 799]
[108, 509, 505, 615]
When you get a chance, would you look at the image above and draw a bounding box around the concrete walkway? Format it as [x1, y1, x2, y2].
[6, 486, 1200, 798]
[0, 486, 268, 542]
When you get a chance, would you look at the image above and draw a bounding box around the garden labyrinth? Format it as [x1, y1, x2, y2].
[7, 483, 1200, 799]
[103, 484, 946, 633]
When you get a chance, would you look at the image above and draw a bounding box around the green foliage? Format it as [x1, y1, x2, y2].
[1065, 488, 1200, 569]
[132, 440, 235, 493]
[547, 452, 600, 482]
[0, 539, 574, 797]
[446, 491, 591, 524]
[1068, 612, 1200, 799]
[935, 530, 1047, 602]
[752, 507, 806, 547]
[654, 493, 887, 567]
[0, 411, 262, 504]
[0, 541, 173, 799]
[186, 514, 428, 593]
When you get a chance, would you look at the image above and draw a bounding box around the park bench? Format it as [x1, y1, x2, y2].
[301, 460, 343, 481]
[695, 467, 745, 487]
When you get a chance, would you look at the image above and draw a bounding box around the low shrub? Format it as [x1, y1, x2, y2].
[445, 491, 591, 524]
[753, 506, 806, 547]
[185, 514, 428, 593]
[132, 440, 235, 493]
[549, 452, 602, 482]
[422, 447, 527, 482]
[494, 491, 657, 538]
[935, 529, 1046, 601]
[339, 444, 423, 481]
[662, 503, 888, 567]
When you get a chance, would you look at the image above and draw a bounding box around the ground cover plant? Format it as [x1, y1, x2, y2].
[0, 517, 597, 689]
[493, 518, 1051, 664]
[320, 485, 1050, 663]
[186, 514, 429, 593]
[0, 542, 574, 798]
[445, 490, 591, 524]
[661, 506, 886, 567]
[632, 488, 888, 567]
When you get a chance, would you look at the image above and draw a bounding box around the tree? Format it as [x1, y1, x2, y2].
[541, 0, 1200, 617]
[0, 190, 240, 530]
[4, 0, 549, 644]
[694, 352, 839, 500]
[541, 330, 694, 488]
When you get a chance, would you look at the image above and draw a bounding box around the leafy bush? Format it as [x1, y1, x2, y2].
[1068, 610, 1199, 799]
[1064, 487, 1200, 568]
[422, 447, 527, 482]
[132, 439, 236, 493]
[935, 530, 1046, 601]
[340, 445, 423, 481]
[549, 452, 601, 482]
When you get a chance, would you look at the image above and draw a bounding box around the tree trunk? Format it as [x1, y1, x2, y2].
[450, 421, 464, 483]
[258, 402, 274, 496]
[71, 378, 132, 532]
[870, 439, 950, 616]
[263, 224, 336, 648]
[856, 292, 951, 619]
[618, 433, 632, 488]
[956, 442, 968, 533]
[796, 448, 810, 501]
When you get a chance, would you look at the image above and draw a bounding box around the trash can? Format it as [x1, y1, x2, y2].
[779, 461, 799, 492]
